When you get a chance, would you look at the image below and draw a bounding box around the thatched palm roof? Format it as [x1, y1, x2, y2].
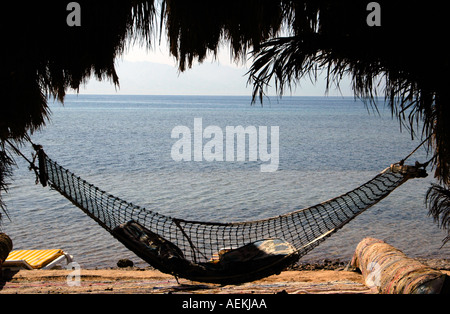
[1, 1, 449, 240]
[1, 0, 156, 213]
[2, 1, 154, 139]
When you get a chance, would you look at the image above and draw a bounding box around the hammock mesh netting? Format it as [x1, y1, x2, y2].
[37, 149, 427, 283]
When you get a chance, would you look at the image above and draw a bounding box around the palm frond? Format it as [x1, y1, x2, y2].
[426, 184, 450, 245]
[0, 143, 14, 221]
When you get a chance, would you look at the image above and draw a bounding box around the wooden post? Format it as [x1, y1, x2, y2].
[0, 233, 13, 265]
[352, 237, 448, 294]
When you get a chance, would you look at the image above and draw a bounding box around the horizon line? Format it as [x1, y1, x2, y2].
[63, 93, 359, 98]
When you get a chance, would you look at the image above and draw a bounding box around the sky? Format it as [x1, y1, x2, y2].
[76, 42, 355, 97]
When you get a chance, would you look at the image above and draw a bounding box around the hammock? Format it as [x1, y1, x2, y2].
[34, 148, 427, 284]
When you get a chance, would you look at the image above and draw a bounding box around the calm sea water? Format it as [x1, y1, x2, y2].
[2, 95, 448, 268]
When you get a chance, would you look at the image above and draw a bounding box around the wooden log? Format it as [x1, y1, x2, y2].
[351, 237, 448, 294]
[0, 232, 13, 264]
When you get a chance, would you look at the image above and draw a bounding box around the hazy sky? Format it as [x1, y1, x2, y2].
[76, 42, 354, 97]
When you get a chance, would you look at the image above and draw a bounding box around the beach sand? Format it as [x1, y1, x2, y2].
[0, 268, 372, 294]
[1, 259, 448, 294]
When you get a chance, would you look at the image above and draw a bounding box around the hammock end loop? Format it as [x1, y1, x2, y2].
[390, 162, 428, 179]
[32, 145, 48, 187]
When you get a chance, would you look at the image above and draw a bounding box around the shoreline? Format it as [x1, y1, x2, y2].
[111, 257, 450, 271]
[290, 258, 450, 271]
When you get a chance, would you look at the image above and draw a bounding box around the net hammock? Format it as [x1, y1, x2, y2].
[33, 147, 427, 284]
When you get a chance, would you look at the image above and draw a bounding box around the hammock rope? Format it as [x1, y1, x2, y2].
[26, 144, 427, 283]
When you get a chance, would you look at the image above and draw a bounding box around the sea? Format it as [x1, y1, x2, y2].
[2, 95, 448, 268]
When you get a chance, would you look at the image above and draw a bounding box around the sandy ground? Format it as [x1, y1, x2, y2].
[1, 259, 448, 294]
[0, 268, 373, 294]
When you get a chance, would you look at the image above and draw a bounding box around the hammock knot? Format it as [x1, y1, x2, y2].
[390, 162, 428, 179]
[33, 145, 48, 187]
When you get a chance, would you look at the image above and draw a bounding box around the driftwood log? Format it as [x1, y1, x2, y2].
[352, 237, 448, 294]
[0, 233, 13, 265]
